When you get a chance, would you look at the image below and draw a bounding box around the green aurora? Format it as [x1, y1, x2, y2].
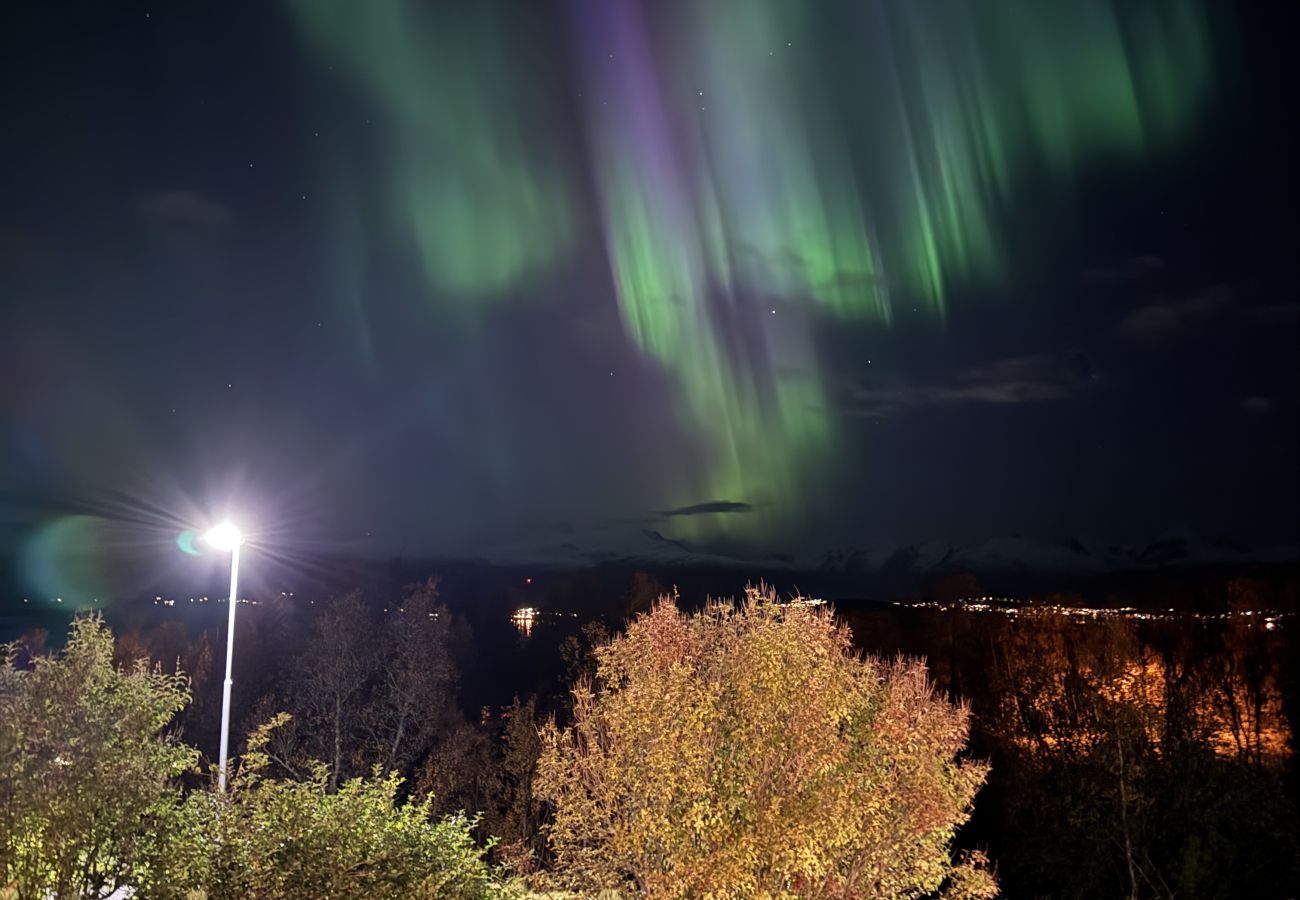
[288, 0, 1215, 539]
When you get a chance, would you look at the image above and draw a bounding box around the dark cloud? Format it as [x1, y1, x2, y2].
[1242, 396, 1274, 415]
[1114, 286, 1230, 341]
[660, 500, 754, 517]
[137, 189, 234, 229]
[848, 352, 1091, 417]
[1252, 302, 1300, 322]
[958, 352, 1093, 385]
[1084, 254, 1166, 286]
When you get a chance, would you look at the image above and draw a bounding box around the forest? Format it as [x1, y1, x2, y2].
[2, 573, 1296, 898]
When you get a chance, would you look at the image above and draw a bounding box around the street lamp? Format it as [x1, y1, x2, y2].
[205, 521, 243, 793]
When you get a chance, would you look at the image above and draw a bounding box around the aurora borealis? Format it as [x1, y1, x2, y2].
[2, 0, 1297, 597]
[287, 0, 1217, 536]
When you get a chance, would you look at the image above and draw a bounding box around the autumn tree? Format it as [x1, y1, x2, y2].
[536, 586, 995, 898]
[490, 695, 545, 871]
[0, 615, 196, 899]
[414, 695, 545, 873]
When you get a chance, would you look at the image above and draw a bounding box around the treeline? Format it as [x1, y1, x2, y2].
[1, 584, 995, 898]
[841, 576, 1299, 899]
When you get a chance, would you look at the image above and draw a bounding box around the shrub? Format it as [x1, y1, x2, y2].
[0, 616, 195, 899]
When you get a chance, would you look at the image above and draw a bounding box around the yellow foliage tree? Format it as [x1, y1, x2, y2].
[536, 586, 996, 898]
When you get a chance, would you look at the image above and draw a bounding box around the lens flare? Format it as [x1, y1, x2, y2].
[18, 515, 112, 609]
[176, 529, 200, 556]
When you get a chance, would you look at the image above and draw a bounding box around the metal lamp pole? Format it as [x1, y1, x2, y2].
[205, 522, 243, 793]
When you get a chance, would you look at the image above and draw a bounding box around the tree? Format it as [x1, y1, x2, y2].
[623, 571, 666, 620]
[364, 578, 458, 775]
[536, 586, 995, 898]
[283, 584, 467, 787]
[417, 721, 500, 823]
[1217, 576, 1284, 766]
[290, 592, 377, 788]
[413, 696, 545, 873]
[0, 615, 196, 899]
[558, 619, 610, 706]
[492, 695, 545, 870]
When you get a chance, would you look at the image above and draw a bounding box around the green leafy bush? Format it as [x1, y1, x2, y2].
[1, 616, 195, 899]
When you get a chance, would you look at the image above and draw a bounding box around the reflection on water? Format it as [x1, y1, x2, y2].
[511, 607, 537, 637]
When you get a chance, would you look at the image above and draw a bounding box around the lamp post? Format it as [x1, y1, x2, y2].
[205, 521, 243, 793]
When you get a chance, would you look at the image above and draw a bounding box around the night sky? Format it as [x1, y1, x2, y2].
[2, 1, 1296, 587]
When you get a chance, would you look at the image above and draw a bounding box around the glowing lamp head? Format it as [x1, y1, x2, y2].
[205, 521, 243, 551]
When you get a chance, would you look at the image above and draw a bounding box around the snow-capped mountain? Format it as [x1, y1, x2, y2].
[473, 521, 1295, 575]
[818, 528, 1297, 576]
